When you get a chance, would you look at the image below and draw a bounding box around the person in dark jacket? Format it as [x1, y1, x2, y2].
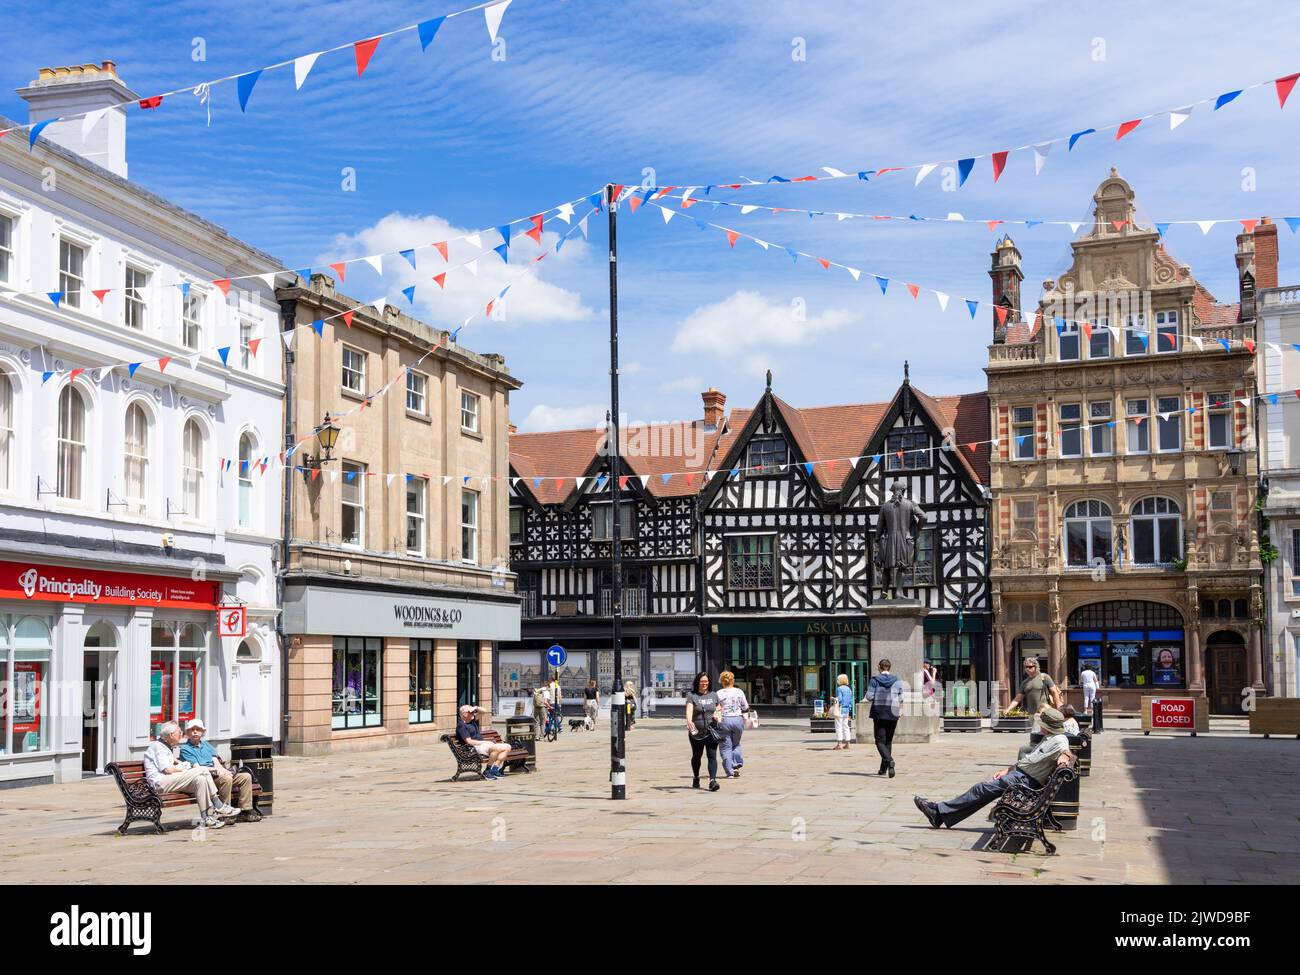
[867, 659, 902, 777]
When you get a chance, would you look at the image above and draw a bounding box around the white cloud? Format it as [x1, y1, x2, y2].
[520, 402, 608, 432]
[317, 212, 596, 330]
[671, 290, 857, 360]
[659, 374, 704, 393]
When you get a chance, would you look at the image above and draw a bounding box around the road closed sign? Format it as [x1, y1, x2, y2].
[1141, 695, 1208, 735]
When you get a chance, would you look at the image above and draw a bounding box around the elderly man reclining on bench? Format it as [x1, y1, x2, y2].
[914, 706, 1073, 830]
[456, 704, 512, 780]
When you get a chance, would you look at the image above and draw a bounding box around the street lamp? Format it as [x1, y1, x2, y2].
[301, 413, 340, 475]
[1226, 446, 1243, 477]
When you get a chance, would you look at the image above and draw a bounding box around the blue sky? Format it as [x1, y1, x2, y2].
[3, 0, 1299, 431]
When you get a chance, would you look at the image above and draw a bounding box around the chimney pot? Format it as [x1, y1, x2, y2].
[701, 387, 726, 430]
[17, 60, 137, 178]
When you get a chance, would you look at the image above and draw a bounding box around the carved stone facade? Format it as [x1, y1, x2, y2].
[985, 171, 1270, 714]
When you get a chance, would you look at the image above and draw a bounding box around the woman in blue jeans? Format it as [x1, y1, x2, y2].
[715, 670, 750, 777]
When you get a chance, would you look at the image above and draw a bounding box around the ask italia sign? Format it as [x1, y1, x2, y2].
[283, 583, 520, 641]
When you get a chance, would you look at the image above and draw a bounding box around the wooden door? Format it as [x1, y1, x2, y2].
[1209, 646, 1247, 715]
[81, 656, 99, 773]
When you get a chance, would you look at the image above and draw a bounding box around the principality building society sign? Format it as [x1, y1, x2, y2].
[283, 582, 520, 641]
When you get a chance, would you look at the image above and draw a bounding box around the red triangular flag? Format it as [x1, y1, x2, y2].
[524, 214, 543, 244]
[725, 229, 739, 247]
[618, 475, 629, 489]
[91, 289, 111, 303]
[906, 283, 920, 299]
[1080, 322, 1092, 340]
[214, 279, 231, 297]
[342, 310, 354, 328]
[684, 473, 697, 488]
[485, 300, 495, 318]
[991, 150, 1009, 182]
[1242, 219, 1259, 233]
[311, 467, 321, 482]
[609, 184, 625, 202]
[818, 258, 830, 270]
[628, 196, 643, 214]
[994, 305, 1009, 326]
[139, 96, 163, 110]
[986, 220, 1003, 232]
[69, 368, 84, 380]
[1160, 330, 1176, 347]
[554, 478, 566, 491]
[1116, 119, 1142, 141]
[432, 273, 446, 289]
[248, 338, 262, 357]
[329, 262, 347, 282]
[1276, 73, 1299, 109]
[895, 451, 904, 461]
[680, 196, 698, 209]
[1244, 339, 1256, 354]
[354, 37, 381, 77]
[876, 167, 900, 176]
[157, 356, 171, 373]
[1111, 220, 1128, 231]
[433, 241, 449, 261]
[532, 253, 546, 264]
[792, 176, 817, 182]
[824, 459, 838, 471]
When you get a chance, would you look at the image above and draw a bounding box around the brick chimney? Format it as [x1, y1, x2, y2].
[1254, 219, 1279, 291]
[988, 235, 1023, 344]
[701, 387, 726, 430]
[508, 423, 517, 435]
[16, 61, 136, 178]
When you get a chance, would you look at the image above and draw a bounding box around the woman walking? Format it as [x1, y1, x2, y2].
[684, 672, 721, 791]
[867, 659, 901, 777]
[583, 679, 600, 728]
[833, 673, 855, 750]
[624, 679, 638, 729]
[715, 671, 749, 777]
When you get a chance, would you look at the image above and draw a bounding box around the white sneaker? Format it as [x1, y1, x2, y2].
[215, 804, 241, 819]
[203, 816, 225, 829]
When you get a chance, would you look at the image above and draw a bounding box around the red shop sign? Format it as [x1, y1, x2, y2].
[0, 561, 219, 610]
[1150, 697, 1196, 728]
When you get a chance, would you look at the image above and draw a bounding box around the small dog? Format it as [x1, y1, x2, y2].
[569, 717, 595, 732]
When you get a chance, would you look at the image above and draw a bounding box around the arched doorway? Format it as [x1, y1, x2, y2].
[232, 638, 269, 737]
[1066, 600, 1186, 691]
[1206, 630, 1248, 715]
[82, 621, 118, 773]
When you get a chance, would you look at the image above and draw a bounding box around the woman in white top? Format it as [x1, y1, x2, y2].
[715, 671, 750, 778]
[1080, 666, 1099, 714]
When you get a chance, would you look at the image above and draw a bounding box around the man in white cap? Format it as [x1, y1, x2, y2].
[179, 718, 259, 822]
[455, 704, 511, 779]
[142, 721, 226, 829]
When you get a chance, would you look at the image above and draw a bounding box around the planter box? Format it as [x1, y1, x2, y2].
[1248, 698, 1300, 738]
[991, 716, 1033, 733]
[810, 717, 837, 734]
[942, 716, 983, 732]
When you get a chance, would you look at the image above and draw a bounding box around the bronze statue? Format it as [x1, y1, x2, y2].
[875, 481, 925, 598]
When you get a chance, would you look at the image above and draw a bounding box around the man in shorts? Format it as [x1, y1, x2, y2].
[456, 704, 511, 780]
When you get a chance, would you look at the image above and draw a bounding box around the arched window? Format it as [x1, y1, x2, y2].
[123, 403, 150, 511]
[1131, 497, 1182, 565]
[236, 639, 259, 662]
[238, 433, 255, 529]
[182, 419, 204, 519]
[0, 369, 13, 491]
[57, 385, 86, 499]
[1064, 500, 1112, 567]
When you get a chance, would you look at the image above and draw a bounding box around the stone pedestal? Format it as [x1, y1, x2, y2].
[858, 599, 940, 744]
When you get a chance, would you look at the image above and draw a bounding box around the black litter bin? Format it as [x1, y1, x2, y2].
[505, 714, 537, 771]
[230, 734, 274, 816]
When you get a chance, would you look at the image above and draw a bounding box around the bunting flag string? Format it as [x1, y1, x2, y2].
[0, 187, 598, 306]
[626, 68, 1300, 193]
[2, 0, 514, 143]
[643, 198, 1283, 351]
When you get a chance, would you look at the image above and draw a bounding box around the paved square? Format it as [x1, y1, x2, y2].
[0, 719, 1296, 884]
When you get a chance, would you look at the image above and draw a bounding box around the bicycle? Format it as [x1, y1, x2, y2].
[542, 705, 562, 742]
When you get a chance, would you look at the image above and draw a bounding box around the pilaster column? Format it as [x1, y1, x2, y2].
[1188, 628, 1204, 691]
[993, 629, 1009, 709]
[1249, 625, 1265, 693]
[1049, 626, 1065, 686]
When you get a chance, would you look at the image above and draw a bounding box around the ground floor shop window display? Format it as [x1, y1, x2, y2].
[497, 649, 541, 712]
[596, 648, 640, 699]
[556, 651, 590, 703]
[928, 632, 976, 707]
[648, 648, 697, 704]
[409, 639, 436, 725]
[1067, 600, 1186, 690]
[149, 621, 205, 740]
[333, 636, 382, 729]
[727, 633, 857, 706]
[0, 615, 52, 755]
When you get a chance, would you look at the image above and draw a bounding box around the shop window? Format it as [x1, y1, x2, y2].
[148, 622, 204, 738]
[496, 649, 541, 706]
[409, 639, 436, 724]
[555, 650, 591, 702]
[648, 647, 698, 703]
[725, 534, 777, 591]
[333, 636, 382, 729]
[926, 633, 974, 692]
[1064, 500, 1112, 567]
[886, 428, 930, 471]
[1130, 497, 1182, 565]
[1, 616, 53, 755]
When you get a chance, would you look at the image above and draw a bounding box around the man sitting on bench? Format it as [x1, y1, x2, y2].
[179, 719, 260, 823]
[914, 707, 1072, 829]
[143, 721, 233, 829]
[456, 704, 511, 780]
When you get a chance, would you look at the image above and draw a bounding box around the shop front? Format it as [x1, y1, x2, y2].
[0, 558, 235, 787]
[282, 575, 520, 756]
[1065, 600, 1189, 713]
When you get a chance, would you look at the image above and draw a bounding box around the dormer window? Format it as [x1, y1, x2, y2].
[745, 437, 787, 473]
[886, 428, 930, 471]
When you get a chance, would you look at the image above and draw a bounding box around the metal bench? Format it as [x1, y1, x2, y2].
[441, 730, 530, 781]
[106, 760, 263, 835]
[986, 757, 1078, 856]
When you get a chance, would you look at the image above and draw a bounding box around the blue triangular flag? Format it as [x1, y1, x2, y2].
[496, 225, 511, 246]
[180, 282, 191, 299]
[494, 242, 509, 262]
[417, 15, 445, 50]
[1214, 90, 1242, 110]
[957, 158, 974, 185]
[1055, 317, 1065, 335]
[463, 476, 471, 485]
[406, 473, 414, 482]
[1068, 128, 1096, 151]
[694, 219, 707, 231]
[399, 249, 416, 269]
[857, 171, 874, 181]
[533, 478, 542, 488]
[908, 214, 921, 221]
[29, 118, 56, 148]
[966, 299, 979, 318]
[236, 69, 262, 112]
[803, 463, 814, 476]
[499, 285, 511, 299]
[1155, 223, 1170, 236]
[729, 468, 740, 478]
[1269, 394, 1279, 406]
[871, 454, 883, 465]
[1137, 333, 1148, 349]
[703, 185, 715, 195]
[555, 236, 566, 254]
[786, 247, 798, 263]
[449, 327, 461, 343]
[128, 362, 141, 378]
[767, 175, 790, 183]
[588, 193, 603, 209]
[876, 276, 889, 295]
[1292, 344, 1300, 353]
[41, 371, 54, 384]
[47, 291, 63, 307]
[294, 267, 311, 282]
[1284, 217, 1300, 234]
[402, 285, 416, 304]
[1025, 220, 1042, 229]
[661, 474, 672, 485]
[218, 346, 231, 366]
[345, 470, 356, 482]
[1219, 338, 1231, 352]
[596, 475, 608, 488]
[311, 319, 324, 336]
[1187, 406, 1197, 414]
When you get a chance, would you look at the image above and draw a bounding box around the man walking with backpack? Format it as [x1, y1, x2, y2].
[867, 659, 903, 777]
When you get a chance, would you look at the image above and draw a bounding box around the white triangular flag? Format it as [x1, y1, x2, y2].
[846, 267, 861, 281]
[821, 167, 848, 178]
[576, 477, 588, 493]
[935, 292, 949, 312]
[740, 205, 759, 215]
[661, 207, 675, 224]
[465, 233, 481, 250]
[281, 330, 295, 350]
[386, 474, 396, 487]
[363, 255, 384, 275]
[330, 470, 340, 483]
[1069, 222, 1083, 233]
[946, 213, 965, 222]
[484, 0, 512, 43]
[443, 475, 454, 485]
[371, 297, 388, 316]
[187, 354, 199, 370]
[915, 163, 938, 186]
[1238, 398, 1251, 406]
[753, 239, 770, 250]
[1268, 342, 1281, 353]
[1189, 336, 1204, 351]
[294, 52, 321, 90]
[82, 108, 108, 140]
[1033, 143, 1052, 175]
[639, 475, 651, 488]
[1169, 107, 1192, 130]
[1197, 221, 1216, 235]
[557, 203, 575, 224]
[257, 272, 278, 289]
[578, 216, 590, 239]
[463, 259, 478, 277]
[834, 212, 849, 222]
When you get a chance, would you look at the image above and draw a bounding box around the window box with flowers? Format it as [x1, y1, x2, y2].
[991, 707, 1033, 732]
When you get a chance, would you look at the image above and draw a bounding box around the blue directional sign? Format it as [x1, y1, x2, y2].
[547, 645, 567, 667]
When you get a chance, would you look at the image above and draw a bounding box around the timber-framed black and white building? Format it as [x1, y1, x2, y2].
[498, 374, 992, 715]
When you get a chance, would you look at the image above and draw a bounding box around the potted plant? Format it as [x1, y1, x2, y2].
[809, 700, 836, 734]
[992, 707, 1033, 732]
[942, 709, 983, 732]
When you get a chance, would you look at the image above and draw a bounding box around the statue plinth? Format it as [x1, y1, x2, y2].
[861, 598, 940, 744]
